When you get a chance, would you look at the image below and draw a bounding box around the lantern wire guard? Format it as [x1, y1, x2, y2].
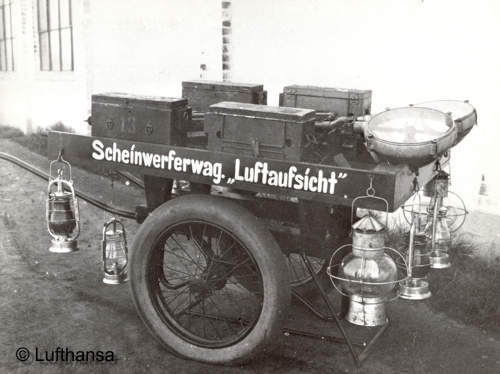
[46, 147, 80, 253]
[102, 172, 129, 284]
[327, 176, 409, 326]
[402, 162, 468, 233]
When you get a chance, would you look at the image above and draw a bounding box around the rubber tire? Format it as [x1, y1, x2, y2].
[130, 194, 291, 365]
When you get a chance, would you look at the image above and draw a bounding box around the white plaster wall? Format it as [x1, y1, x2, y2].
[0, 0, 91, 134]
[89, 0, 222, 98]
[0, 0, 223, 134]
[0, 0, 30, 132]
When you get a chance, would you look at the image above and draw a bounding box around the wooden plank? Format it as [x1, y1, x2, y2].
[47, 131, 448, 212]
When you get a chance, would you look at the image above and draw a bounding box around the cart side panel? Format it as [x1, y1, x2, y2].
[48, 132, 448, 212]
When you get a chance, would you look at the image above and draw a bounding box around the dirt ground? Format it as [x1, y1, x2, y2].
[1, 138, 500, 374]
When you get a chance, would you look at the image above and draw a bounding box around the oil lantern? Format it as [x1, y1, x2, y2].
[409, 169, 467, 232]
[423, 170, 467, 232]
[329, 190, 405, 327]
[102, 217, 129, 284]
[339, 213, 398, 326]
[46, 152, 80, 253]
[398, 208, 432, 300]
[425, 205, 451, 269]
[403, 169, 467, 233]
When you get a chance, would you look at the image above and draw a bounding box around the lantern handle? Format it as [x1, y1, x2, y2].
[351, 195, 389, 228]
[350, 174, 389, 227]
[47, 176, 77, 198]
[49, 146, 73, 183]
[102, 217, 126, 240]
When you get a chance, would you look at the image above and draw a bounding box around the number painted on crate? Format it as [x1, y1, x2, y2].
[120, 117, 137, 133]
[128, 117, 136, 133]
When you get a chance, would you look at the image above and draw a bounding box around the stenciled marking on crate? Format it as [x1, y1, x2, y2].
[91, 140, 348, 194]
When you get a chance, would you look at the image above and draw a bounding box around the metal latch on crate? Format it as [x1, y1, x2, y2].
[251, 137, 260, 157]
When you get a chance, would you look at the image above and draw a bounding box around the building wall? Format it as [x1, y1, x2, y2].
[88, 0, 222, 97]
[0, 0, 222, 134]
[0, 0, 90, 133]
[0, 0, 32, 133]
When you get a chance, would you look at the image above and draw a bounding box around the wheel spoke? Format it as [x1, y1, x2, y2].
[286, 252, 324, 286]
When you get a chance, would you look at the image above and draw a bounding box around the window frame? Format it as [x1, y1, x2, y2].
[0, 0, 15, 72]
[37, 0, 74, 72]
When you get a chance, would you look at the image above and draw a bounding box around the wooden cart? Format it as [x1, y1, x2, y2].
[46, 92, 449, 365]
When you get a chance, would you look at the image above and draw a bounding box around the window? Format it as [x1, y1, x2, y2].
[38, 0, 73, 71]
[0, 0, 14, 71]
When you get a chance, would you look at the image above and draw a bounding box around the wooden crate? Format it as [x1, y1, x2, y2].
[204, 102, 316, 162]
[280, 85, 372, 117]
[91, 93, 191, 146]
[182, 80, 267, 113]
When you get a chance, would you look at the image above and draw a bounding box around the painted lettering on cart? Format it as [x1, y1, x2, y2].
[91, 140, 347, 194]
[92, 140, 223, 184]
[231, 159, 340, 194]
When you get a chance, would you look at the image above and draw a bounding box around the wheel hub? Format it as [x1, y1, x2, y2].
[188, 259, 229, 296]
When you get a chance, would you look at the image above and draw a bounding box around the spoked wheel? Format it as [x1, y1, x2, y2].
[130, 195, 291, 365]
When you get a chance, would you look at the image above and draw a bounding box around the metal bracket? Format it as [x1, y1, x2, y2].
[251, 137, 260, 157]
[286, 251, 390, 366]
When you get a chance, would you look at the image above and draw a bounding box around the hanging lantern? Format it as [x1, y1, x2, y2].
[46, 151, 80, 253]
[102, 217, 129, 284]
[398, 206, 432, 300]
[403, 169, 467, 233]
[425, 205, 451, 269]
[328, 188, 406, 327]
[424, 171, 467, 232]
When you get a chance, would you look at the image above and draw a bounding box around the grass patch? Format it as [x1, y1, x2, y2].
[427, 236, 500, 333]
[2, 122, 75, 157]
[0, 123, 134, 182]
[0, 125, 24, 139]
[388, 225, 500, 334]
